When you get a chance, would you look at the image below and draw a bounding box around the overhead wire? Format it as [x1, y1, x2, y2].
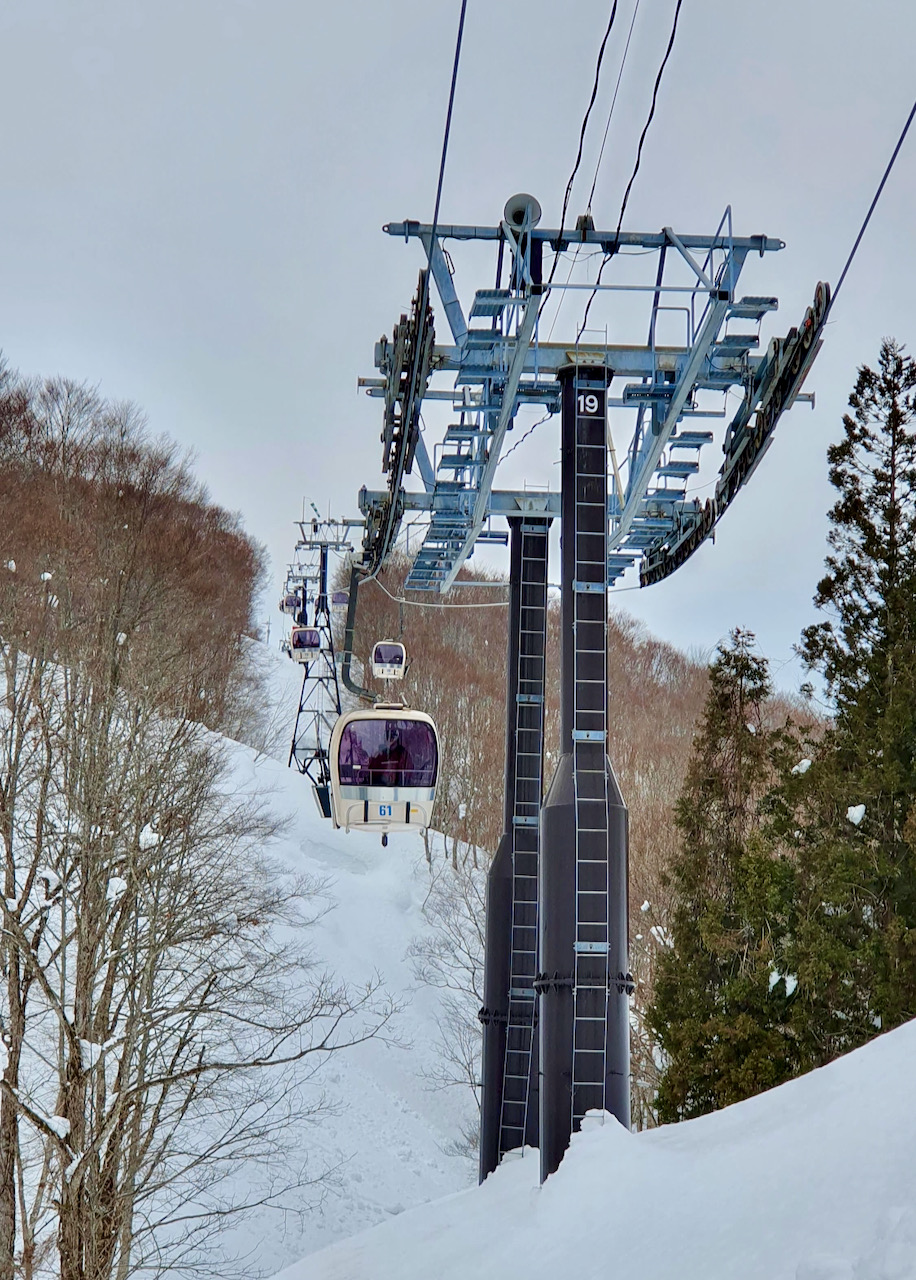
[578, 0, 685, 338]
[544, 0, 640, 343]
[585, 0, 643, 214]
[501, 408, 555, 461]
[614, 0, 684, 249]
[364, 0, 468, 580]
[545, 247, 608, 342]
[368, 577, 509, 610]
[546, 0, 621, 288]
[829, 97, 916, 314]
[539, 0, 631, 353]
[343, 0, 469, 699]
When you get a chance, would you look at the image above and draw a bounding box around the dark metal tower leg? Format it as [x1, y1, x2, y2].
[479, 515, 550, 1182]
[538, 367, 630, 1185]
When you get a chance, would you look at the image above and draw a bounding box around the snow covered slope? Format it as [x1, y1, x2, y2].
[274, 971, 916, 1279]
[219, 645, 475, 1274]
[248, 643, 916, 1280]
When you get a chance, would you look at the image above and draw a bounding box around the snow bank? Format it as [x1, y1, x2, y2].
[273, 973, 916, 1280]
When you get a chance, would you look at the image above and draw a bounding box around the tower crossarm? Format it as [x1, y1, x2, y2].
[384, 220, 784, 256]
[363, 205, 796, 595]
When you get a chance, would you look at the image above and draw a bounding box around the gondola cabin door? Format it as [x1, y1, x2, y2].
[329, 705, 439, 839]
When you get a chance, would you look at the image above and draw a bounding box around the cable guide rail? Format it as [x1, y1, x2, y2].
[358, 198, 827, 595]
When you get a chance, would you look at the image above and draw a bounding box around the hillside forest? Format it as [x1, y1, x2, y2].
[0, 364, 394, 1279]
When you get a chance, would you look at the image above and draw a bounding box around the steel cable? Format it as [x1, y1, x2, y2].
[546, 0, 621, 287]
[585, 0, 643, 214]
[578, 0, 685, 338]
[829, 97, 916, 313]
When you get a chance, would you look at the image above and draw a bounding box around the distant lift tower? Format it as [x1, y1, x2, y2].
[356, 195, 830, 1185]
[287, 514, 359, 819]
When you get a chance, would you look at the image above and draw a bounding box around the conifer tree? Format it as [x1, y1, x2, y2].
[648, 630, 799, 1121]
[786, 338, 916, 1059]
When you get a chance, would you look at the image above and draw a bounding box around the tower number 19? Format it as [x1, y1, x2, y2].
[577, 392, 603, 416]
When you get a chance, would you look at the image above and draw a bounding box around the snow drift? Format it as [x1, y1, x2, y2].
[267, 799, 916, 1280]
[277, 1019, 916, 1279]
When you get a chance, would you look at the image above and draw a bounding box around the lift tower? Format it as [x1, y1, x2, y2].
[355, 195, 829, 1184]
[537, 367, 631, 1179]
[286, 514, 360, 817]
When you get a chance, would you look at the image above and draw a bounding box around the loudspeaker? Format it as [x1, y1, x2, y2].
[503, 192, 542, 230]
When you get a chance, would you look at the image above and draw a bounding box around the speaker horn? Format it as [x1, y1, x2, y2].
[503, 192, 542, 230]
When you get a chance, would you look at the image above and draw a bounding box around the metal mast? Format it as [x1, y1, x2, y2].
[286, 514, 360, 816]
[479, 515, 550, 1179]
[537, 368, 631, 1182]
[349, 194, 828, 1185]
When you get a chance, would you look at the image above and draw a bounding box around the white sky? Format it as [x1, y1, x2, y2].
[0, 0, 912, 689]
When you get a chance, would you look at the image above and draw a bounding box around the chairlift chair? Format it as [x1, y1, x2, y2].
[328, 703, 439, 843]
[289, 625, 323, 663]
[371, 639, 406, 681]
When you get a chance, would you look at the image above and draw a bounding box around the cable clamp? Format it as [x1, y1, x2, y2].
[533, 971, 574, 994]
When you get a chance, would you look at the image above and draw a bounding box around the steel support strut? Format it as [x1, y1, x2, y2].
[538, 368, 630, 1185]
[479, 516, 550, 1181]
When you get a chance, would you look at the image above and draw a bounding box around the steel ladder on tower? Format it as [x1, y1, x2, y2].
[570, 371, 611, 1130]
[497, 518, 549, 1155]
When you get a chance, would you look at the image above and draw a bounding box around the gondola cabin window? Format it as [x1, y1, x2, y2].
[338, 718, 437, 789]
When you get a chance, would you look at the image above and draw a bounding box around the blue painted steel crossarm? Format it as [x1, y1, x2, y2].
[384, 220, 785, 255]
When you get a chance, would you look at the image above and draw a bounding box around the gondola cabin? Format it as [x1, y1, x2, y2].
[371, 640, 406, 681]
[279, 593, 300, 615]
[331, 590, 349, 611]
[329, 704, 439, 841]
[290, 625, 323, 663]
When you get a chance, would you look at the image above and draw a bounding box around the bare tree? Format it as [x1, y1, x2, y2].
[0, 371, 396, 1279]
[408, 857, 487, 1157]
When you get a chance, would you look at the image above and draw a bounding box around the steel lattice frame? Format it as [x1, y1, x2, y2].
[358, 205, 828, 592]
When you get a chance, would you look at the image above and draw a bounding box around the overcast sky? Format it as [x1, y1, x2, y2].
[0, 0, 912, 689]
